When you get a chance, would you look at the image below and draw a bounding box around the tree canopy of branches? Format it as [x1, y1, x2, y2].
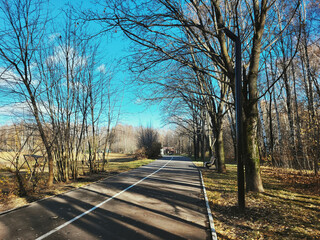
[82, 0, 305, 192]
[0, 0, 121, 187]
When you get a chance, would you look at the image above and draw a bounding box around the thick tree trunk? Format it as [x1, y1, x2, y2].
[195, 125, 200, 160]
[243, 107, 264, 192]
[243, 64, 265, 192]
[241, 0, 267, 193]
[215, 124, 226, 173]
[283, 68, 299, 168]
[244, 51, 265, 192]
[208, 109, 226, 173]
[193, 132, 198, 161]
[206, 134, 213, 157]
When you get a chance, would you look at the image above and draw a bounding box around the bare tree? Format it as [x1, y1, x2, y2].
[0, 0, 55, 186]
[81, 0, 300, 191]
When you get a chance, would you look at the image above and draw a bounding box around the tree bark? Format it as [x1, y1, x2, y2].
[241, 0, 268, 192]
[25, 84, 54, 186]
[243, 103, 264, 192]
[215, 122, 226, 173]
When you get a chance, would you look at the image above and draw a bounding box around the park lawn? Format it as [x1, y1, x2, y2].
[0, 154, 154, 212]
[198, 163, 320, 240]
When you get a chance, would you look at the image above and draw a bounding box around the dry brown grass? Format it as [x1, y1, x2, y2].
[199, 163, 320, 239]
[0, 153, 154, 213]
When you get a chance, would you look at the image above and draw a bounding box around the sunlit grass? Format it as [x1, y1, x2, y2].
[106, 158, 154, 173]
[199, 164, 320, 239]
[0, 154, 154, 212]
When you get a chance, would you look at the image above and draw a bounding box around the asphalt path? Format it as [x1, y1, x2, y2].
[0, 156, 211, 240]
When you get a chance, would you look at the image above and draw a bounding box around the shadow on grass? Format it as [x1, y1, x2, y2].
[108, 157, 137, 163]
[202, 164, 320, 239]
[211, 202, 312, 239]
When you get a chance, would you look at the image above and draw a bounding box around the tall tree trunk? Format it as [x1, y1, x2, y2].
[258, 101, 267, 162]
[215, 122, 226, 173]
[196, 133, 200, 160]
[265, 66, 275, 165]
[283, 66, 299, 168]
[280, 37, 299, 169]
[243, 45, 263, 192]
[241, 0, 268, 192]
[201, 112, 205, 162]
[292, 63, 305, 168]
[243, 102, 264, 192]
[299, 11, 317, 172]
[193, 132, 197, 161]
[273, 85, 283, 165]
[24, 83, 54, 186]
[268, 95, 275, 165]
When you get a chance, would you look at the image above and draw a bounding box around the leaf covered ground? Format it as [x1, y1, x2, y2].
[0, 154, 153, 213]
[200, 164, 320, 240]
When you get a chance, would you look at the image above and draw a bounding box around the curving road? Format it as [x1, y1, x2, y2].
[0, 156, 211, 240]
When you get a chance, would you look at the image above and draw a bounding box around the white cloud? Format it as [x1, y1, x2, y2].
[0, 68, 20, 87]
[47, 45, 88, 69]
[134, 97, 142, 104]
[0, 67, 41, 89]
[97, 64, 106, 73]
[0, 102, 31, 116]
[0, 99, 55, 120]
[48, 32, 61, 43]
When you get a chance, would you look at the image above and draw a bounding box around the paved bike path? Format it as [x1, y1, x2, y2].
[0, 156, 211, 239]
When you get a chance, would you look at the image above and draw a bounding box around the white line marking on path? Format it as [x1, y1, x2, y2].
[36, 158, 173, 240]
[199, 171, 217, 240]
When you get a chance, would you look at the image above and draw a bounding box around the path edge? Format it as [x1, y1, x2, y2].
[0, 162, 145, 217]
[199, 170, 218, 240]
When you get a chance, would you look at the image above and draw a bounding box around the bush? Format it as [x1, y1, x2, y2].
[137, 126, 161, 159]
[135, 147, 147, 160]
[146, 142, 161, 159]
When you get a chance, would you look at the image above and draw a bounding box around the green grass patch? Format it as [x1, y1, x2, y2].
[200, 164, 320, 240]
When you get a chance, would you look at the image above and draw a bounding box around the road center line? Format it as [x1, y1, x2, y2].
[36, 158, 173, 240]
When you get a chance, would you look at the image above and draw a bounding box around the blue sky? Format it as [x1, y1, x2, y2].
[94, 27, 164, 129]
[0, 0, 164, 129]
[52, 0, 165, 128]
[94, 28, 164, 129]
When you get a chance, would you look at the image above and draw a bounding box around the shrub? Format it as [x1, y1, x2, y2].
[146, 142, 161, 159]
[135, 147, 147, 160]
[137, 126, 161, 159]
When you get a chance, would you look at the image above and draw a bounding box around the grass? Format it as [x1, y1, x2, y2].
[195, 162, 320, 240]
[0, 153, 154, 213]
[106, 157, 154, 173]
